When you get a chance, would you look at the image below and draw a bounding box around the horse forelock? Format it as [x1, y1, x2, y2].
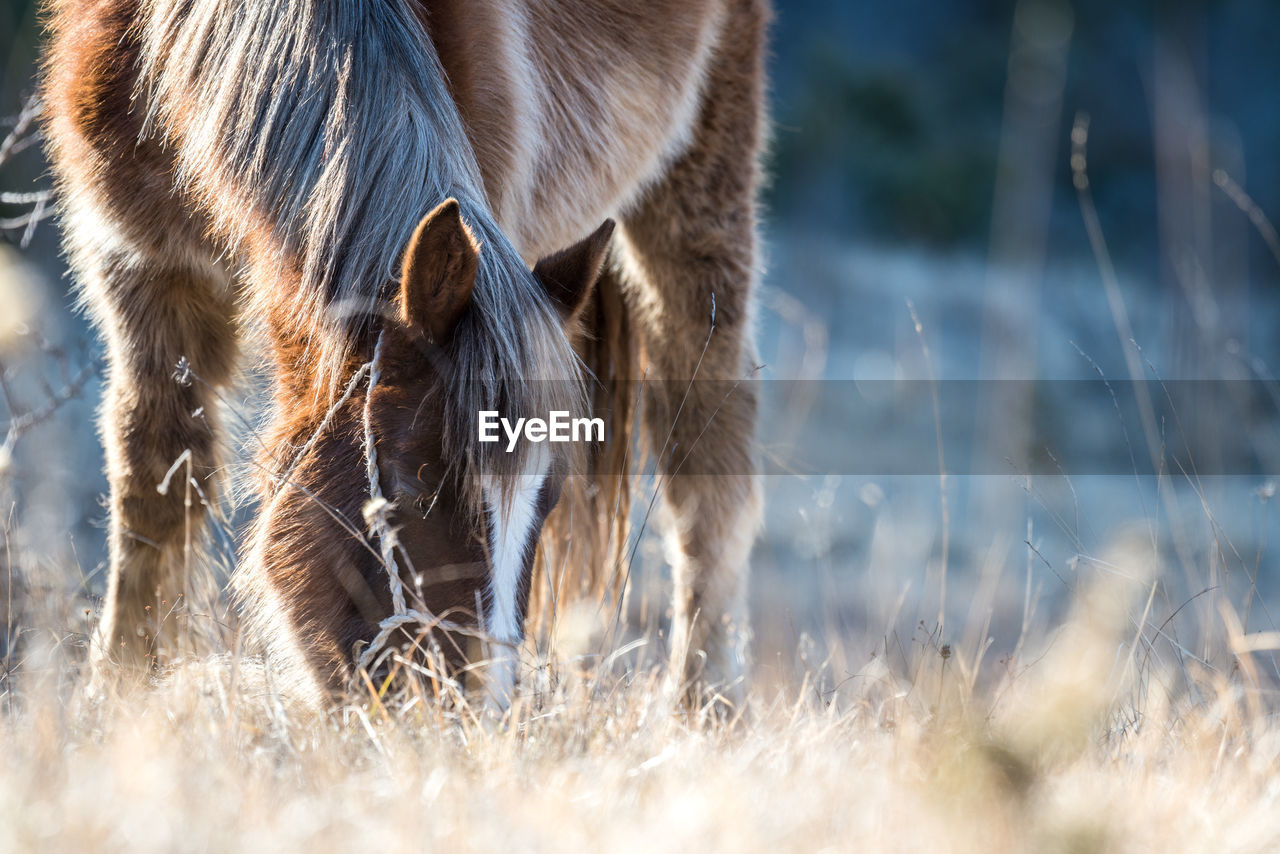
[436, 244, 587, 513]
[133, 0, 585, 511]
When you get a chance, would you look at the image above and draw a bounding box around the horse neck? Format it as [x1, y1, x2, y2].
[138, 0, 496, 350]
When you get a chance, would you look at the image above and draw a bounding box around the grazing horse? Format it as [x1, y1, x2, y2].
[42, 0, 768, 707]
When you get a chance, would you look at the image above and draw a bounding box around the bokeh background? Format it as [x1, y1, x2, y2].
[4, 0, 1280, 683]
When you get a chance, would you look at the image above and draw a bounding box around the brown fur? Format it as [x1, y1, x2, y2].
[42, 0, 770, 704]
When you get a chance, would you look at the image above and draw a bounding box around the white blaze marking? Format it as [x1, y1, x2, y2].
[481, 448, 549, 705]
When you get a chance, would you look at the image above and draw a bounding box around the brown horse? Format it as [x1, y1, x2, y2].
[42, 0, 768, 708]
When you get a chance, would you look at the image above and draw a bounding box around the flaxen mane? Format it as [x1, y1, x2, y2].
[135, 0, 584, 500]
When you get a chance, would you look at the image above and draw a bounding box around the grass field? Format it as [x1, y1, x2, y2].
[4, 537, 1280, 854]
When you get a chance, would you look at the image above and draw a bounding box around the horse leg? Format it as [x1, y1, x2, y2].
[46, 0, 239, 677]
[67, 201, 237, 674]
[617, 1, 768, 707]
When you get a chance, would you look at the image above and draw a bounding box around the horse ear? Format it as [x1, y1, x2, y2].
[532, 219, 615, 323]
[399, 198, 480, 343]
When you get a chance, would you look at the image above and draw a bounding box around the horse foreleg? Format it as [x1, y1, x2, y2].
[45, 0, 239, 680]
[74, 219, 237, 675]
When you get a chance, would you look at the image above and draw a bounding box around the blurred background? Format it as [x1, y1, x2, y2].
[4, 0, 1280, 687]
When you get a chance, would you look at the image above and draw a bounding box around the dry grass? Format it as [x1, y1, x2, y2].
[3, 546, 1280, 854]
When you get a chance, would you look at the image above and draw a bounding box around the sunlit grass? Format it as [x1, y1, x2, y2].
[3, 531, 1280, 854]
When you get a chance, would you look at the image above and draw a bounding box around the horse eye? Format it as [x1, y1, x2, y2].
[413, 492, 438, 519]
